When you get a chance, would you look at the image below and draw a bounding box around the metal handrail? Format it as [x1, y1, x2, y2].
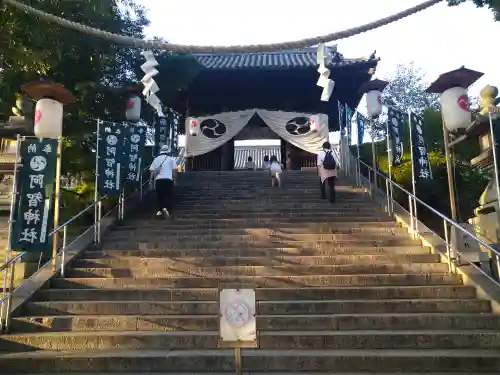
[353, 155, 500, 287]
[357, 159, 500, 258]
[0, 169, 151, 333]
[0, 198, 105, 275]
[0, 253, 24, 273]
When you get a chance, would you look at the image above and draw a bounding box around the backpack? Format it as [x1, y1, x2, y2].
[322, 150, 337, 170]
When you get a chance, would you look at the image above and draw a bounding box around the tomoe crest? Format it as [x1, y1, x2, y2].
[285, 117, 312, 136]
[200, 119, 227, 139]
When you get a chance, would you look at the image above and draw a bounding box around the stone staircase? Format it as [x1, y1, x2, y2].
[0, 171, 500, 373]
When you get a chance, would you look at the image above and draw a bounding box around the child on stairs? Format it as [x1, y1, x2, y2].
[269, 155, 283, 188]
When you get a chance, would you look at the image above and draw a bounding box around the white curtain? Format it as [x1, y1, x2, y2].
[185, 110, 255, 157]
[185, 109, 329, 157]
[256, 109, 329, 154]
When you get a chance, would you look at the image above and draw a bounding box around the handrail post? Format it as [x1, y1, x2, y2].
[4, 258, 17, 333]
[443, 220, 455, 273]
[408, 195, 415, 237]
[1, 134, 21, 331]
[94, 120, 101, 244]
[61, 226, 67, 277]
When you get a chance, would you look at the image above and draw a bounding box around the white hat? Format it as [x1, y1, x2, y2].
[159, 145, 170, 154]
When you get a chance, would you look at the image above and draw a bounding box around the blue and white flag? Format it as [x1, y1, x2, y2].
[356, 112, 367, 145]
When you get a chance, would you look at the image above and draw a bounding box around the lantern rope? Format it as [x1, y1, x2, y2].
[4, 0, 443, 53]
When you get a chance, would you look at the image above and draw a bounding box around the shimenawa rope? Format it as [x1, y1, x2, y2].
[3, 0, 443, 53]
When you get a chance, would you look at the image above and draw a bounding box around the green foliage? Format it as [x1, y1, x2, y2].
[0, 0, 200, 217]
[448, 0, 500, 20]
[356, 142, 489, 221]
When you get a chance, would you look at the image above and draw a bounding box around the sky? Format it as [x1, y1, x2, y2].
[136, 0, 499, 146]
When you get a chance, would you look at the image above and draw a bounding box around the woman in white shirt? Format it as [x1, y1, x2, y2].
[269, 155, 283, 188]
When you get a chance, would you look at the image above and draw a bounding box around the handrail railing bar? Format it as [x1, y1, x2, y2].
[0, 177, 149, 272]
[0, 253, 24, 273]
[357, 158, 500, 259]
[0, 180, 146, 330]
[48, 199, 100, 236]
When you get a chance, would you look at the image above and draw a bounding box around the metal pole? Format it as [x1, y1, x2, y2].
[338, 102, 344, 171]
[139, 170, 143, 201]
[51, 137, 63, 272]
[94, 119, 101, 244]
[487, 111, 500, 279]
[234, 347, 242, 375]
[345, 106, 350, 176]
[370, 118, 378, 192]
[408, 110, 418, 234]
[1, 135, 21, 330]
[4, 257, 17, 332]
[61, 226, 67, 277]
[121, 189, 125, 220]
[442, 124, 458, 221]
[356, 141, 361, 187]
[385, 118, 393, 214]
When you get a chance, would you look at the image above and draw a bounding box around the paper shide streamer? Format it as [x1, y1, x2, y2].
[141, 50, 164, 117]
[316, 44, 335, 102]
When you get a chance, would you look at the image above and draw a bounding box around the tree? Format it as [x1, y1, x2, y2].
[0, 0, 199, 182]
[448, 0, 500, 20]
[382, 62, 439, 115]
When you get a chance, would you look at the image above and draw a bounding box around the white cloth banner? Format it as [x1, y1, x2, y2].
[185, 110, 255, 157]
[256, 109, 329, 155]
[185, 109, 329, 157]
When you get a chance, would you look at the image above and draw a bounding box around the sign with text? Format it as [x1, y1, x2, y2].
[219, 288, 256, 345]
[154, 115, 168, 155]
[123, 123, 146, 185]
[11, 139, 58, 252]
[97, 121, 125, 197]
[410, 112, 433, 180]
[387, 108, 405, 166]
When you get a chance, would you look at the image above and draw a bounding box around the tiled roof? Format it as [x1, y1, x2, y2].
[234, 146, 281, 170]
[193, 47, 378, 70]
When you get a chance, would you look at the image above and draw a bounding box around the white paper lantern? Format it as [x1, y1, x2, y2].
[34, 98, 63, 139]
[187, 118, 199, 136]
[440, 86, 471, 132]
[125, 96, 141, 121]
[366, 90, 383, 118]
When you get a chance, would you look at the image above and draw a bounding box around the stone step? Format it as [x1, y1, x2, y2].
[1, 348, 499, 372]
[1, 330, 499, 351]
[164, 209, 384, 216]
[107, 226, 408, 236]
[176, 191, 342, 195]
[104, 238, 421, 250]
[86, 245, 431, 258]
[161, 212, 390, 220]
[21, 299, 489, 316]
[32, 285, 476, 302]
[129, 216, 393, 224]
[72, 253, 440, 268]
[113, 221, 400, 230]
[50, 274, 463, 289]
[11, 312, 499, 333]
[65, 263, 449, 278]
[174, 201, 376, 209]
[103, 232, 412, 243]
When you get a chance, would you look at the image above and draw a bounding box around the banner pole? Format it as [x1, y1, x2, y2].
[94, 120, 101, 244]
[51, 137, 63, 272]
[385, 118, 393, 214]
[370, 118, 378, 192]
[408, 110, 418, 236]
